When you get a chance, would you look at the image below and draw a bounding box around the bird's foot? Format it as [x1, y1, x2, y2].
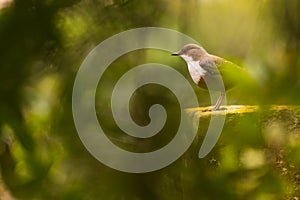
[212, 107, 227, 111]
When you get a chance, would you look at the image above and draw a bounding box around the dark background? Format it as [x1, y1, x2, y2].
[0, 0, 300, 199]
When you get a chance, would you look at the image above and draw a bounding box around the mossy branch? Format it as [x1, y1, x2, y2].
[185, 105, 300, 118]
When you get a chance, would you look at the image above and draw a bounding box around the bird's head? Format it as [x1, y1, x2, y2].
[172, 44, 208, 62]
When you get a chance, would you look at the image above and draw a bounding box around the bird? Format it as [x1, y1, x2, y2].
[172, 44, 254, 110]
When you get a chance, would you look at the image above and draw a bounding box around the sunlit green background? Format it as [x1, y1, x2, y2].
[0, 0, 300, 199]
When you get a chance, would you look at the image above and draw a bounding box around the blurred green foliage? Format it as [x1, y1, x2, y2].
[0, 0, 300, 199]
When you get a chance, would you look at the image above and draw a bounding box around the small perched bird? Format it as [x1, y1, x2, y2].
[172, 44, 253, 110]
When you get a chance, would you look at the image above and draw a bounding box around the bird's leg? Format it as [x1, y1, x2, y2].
[212, 92, 225, 111]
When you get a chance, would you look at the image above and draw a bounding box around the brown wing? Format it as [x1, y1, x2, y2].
[198, 57, 225, 91]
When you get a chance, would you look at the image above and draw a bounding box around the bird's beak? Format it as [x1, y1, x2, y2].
[171, 52, 180, 56]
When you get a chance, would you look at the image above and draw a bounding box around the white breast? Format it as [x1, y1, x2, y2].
[180, 55, 206, 84]
[188, 61, 207, 84]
